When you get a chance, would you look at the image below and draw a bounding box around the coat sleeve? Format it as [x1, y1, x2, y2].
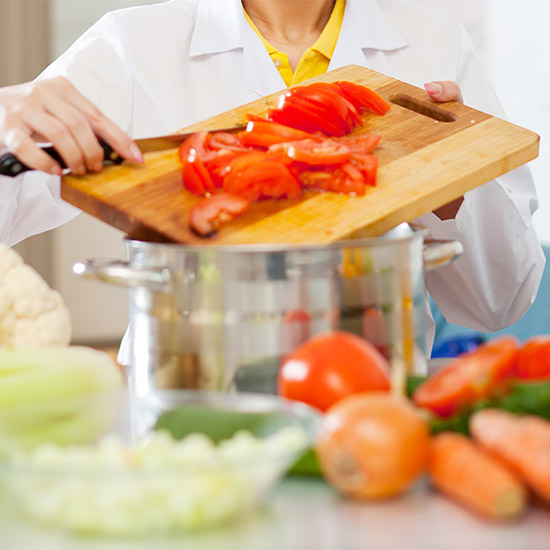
[0, 13, 131, 247]
[417, 25, 545, 332]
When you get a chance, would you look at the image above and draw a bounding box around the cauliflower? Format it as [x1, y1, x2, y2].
[0, 243, 71, 348]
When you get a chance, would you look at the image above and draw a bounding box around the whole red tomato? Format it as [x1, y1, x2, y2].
[278, 331, 391, 412]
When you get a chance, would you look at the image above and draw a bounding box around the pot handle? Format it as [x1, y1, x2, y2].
[422, 239, 463, 271]
[73, 259, 173, 292]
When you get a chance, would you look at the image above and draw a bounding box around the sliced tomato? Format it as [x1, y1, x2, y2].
[340, 162, 364, 183]
[337, 133, 382, 154]
[178, 130, 210, 164]
[238, 120, 317, 148]
[333, 177, 368, 196]
[178, 130, 217, 195]
[181, 149, 216, 195]
[286, 86, 353, 135]
[204, 149, 240, 187]
[514, 336, 550, 380]
[284, 91, 351, 136]
[295, 168, 366, 196]
[208, 131, 251, 153]
[348, 153, 378, 187]
[291, 82, 362, 132]
[189, 193, 250, 236]
[333, 81, 391, 115]
[413, 336, 520, 418]
[223, 151, 301, 201]
[268, 96, 347, 137]
[245, 112, 270, 123]
[283, 138, 351, 165]
[308, 82, 363, 128]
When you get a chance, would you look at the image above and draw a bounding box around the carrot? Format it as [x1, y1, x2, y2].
[470, 408, 550, 503]
[429, 432, 527, 521]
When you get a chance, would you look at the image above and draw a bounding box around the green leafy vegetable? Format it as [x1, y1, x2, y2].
[424, 380, 550, 435]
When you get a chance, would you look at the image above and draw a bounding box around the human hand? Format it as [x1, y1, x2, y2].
[424, 81, 464, 219]
[424, 81, 463, 103]
[0, 77, 142, 177]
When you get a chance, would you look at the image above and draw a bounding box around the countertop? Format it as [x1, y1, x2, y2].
[1, 476, 549, 550]
[2, 358, 548, 550]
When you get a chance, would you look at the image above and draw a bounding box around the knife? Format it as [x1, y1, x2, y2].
[0, 126, 245, 178]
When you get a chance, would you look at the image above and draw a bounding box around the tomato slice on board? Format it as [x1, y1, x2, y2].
[348, 153, 379, 187]
[338, 134, 382, 154]
[286, 86, 353, 135]
[208, 131, 252, 153]
[291, 82, 362, 131]
[268, 96, 347, 137]
[308, 82, 363, 128]
[178, 130, 210, 164]
[204, 149, 240, 188]
[178, 130, 217, 195]
[333, 81, 391, 115]
[223, 151, 301, 201]
[238, 120, 317, 148]
[283, 139, 351, 165]
[245, 112, 271, 123]
[514, 336, 550, 380]
[413, 336, 520, 418]
[181, 149, 216, 195]
[284, 91, 351, 136]
[189, 193, 251, 236]
[295, 167, 367, 196]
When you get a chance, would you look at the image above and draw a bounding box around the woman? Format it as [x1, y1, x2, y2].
[0, 0, 544, 347]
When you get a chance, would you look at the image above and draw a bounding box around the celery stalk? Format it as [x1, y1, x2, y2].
[0, 347, 123, 451]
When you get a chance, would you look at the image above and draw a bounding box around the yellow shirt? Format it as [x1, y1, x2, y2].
[244, 0, 345, 86]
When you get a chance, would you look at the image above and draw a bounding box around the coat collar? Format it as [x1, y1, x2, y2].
[189, 0, 246, 57]
[330, 0, 408, 69]
[189, 0, 408, 57]
[346, 0, 408, 51]
[188, 0, 409, 96]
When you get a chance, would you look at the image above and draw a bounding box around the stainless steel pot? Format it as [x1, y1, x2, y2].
[74, 224, 462, 397]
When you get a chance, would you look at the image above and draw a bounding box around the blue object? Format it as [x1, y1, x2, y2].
[431, 333, 486, 358]
[431, 244, 550, 355]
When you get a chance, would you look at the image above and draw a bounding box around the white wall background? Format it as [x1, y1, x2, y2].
[483, 1, 550, 243]
[417, 0, 550, 243]
[45, 0, 550, 343]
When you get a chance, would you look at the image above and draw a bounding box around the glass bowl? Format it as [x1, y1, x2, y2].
[0, 391, 321, 538]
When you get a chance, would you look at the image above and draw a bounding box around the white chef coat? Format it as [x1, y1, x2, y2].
[0, 0, 544, 349]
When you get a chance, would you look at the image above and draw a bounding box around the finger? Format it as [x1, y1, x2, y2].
[43, 94, 104, 172]
[4, 129, 64, 176]
[61, 83, 143, 163]
[21, 110, 87, 175]
[424, 81, 463, 103]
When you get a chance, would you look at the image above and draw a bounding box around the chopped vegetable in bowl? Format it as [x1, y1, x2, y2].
[0, 391, 320, 537]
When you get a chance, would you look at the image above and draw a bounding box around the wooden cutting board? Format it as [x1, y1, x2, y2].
[60, 65, 539, 245]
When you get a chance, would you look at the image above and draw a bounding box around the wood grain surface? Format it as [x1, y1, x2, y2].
[60, 65, 539, 245]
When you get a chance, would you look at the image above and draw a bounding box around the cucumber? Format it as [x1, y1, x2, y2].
[154, 406, 294, 443]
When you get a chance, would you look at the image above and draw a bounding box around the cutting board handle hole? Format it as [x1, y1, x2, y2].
[390, 94, 457, 123]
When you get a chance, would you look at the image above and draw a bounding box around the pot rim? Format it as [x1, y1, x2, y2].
[125, 223, 427, 254]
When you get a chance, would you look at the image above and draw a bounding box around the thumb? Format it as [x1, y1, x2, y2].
[424, 81, 463, 103]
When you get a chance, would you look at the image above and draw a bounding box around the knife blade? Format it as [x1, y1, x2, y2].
[0, 125, 246, 178]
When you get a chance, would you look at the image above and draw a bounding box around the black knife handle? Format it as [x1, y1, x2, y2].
[0, 141, 124, 177]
